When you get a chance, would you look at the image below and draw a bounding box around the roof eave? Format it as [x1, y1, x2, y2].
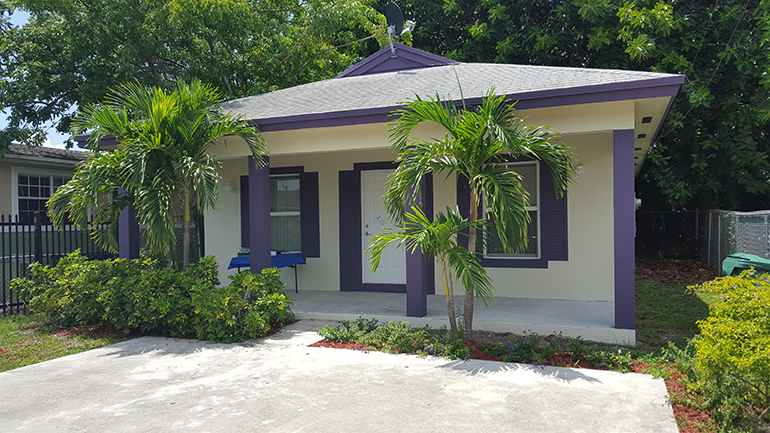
[251, 75, 686, 133]
[1, 153, 83, 168]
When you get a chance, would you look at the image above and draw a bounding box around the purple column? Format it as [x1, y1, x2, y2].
[117, 190, 140, 259]
[614, 130, 636, 329]
[406, 179, 428, 317]
[249, 156, 271, 273]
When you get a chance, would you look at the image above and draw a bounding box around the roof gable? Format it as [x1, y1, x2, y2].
[335, 43, 456, 78]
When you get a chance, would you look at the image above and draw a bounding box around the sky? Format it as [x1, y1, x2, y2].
[2, 9, 72, 150]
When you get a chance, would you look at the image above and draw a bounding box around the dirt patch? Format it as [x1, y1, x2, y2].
[52, 326, 134, 340]
[636, 257, 716, 283]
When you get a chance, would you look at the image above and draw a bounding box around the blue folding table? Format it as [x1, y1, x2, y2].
[227, 253, 304, 293]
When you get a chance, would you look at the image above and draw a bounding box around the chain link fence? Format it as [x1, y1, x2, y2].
[700, 210, 770, 274]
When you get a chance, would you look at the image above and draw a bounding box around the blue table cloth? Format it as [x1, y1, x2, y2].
[227, 253, 304, 270]
[227, 253, 304, 292]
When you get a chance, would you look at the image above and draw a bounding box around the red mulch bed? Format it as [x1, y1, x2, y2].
[313, 339, 597, 369]
[631, 360, 717, 433]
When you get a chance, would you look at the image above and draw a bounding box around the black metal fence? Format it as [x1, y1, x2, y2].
[1, 213, 116, 314]
[636, 210, 701, 259]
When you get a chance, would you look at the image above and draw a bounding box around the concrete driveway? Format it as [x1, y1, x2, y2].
[2, 320, 677, 432]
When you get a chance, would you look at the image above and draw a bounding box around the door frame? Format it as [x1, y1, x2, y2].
[338, 161, 434, 294]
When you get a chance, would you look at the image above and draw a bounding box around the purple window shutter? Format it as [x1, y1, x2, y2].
[338, 169, 362, 291]
[240, 175, 250, 248]
[539, 167, 568, 261]
[300, 171, 320, 257]
[455, 163, 568, 268]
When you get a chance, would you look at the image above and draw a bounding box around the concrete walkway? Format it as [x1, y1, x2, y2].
[287, 290, 635, 345]
[2, 321, 676, 433]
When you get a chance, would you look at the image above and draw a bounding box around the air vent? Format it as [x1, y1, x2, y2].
[641, 116, 652, 124]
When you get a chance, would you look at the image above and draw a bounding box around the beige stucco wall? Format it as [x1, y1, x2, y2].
[206, 100, 626, 301]
[469, 131, 616, 301]
[0, 163, 12, 216]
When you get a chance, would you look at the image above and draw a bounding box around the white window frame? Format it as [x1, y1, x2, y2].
[270, 173, 301, 253]
[483, 161, 541, 259]
[11, 166, 73, 223]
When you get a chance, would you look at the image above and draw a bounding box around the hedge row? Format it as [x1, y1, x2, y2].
[11, 252, 294, 343]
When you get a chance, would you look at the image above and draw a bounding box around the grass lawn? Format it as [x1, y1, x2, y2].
[0, 314, 129, 373]
[635, 278, 720, 351]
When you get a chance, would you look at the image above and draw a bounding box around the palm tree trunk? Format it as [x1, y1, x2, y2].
[464, 188, 478, 341]
[182, 187, 191, 270]
[441, 258, 458, 333]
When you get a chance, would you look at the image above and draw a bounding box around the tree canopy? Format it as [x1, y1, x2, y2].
[395, 0, 770, 211]
[0, 0, 387, 150]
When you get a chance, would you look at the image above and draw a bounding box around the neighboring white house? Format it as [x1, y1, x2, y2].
[0, 144, 85, 223]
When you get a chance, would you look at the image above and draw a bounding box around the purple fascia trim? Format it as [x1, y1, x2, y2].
[251, 78, 684, 133]
[613, 130, 636, 330]
[335, 43, 456, 78]
[117, 190, 140, 259]
[74, 134, 120, 149]
[248, 156, 271, 273]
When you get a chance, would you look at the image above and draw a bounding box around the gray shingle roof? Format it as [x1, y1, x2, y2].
[222, 61, 682, 122]
[5, 144, 86, 162]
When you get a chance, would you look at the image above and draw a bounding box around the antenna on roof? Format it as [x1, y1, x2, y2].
[385, 2, 415, 58]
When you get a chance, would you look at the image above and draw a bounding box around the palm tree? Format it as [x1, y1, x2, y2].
[366, 206, 493, 334]
[49, 80, 267, 269]
[384, 89, 575, 339]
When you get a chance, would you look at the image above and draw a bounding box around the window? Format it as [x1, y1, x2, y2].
[484, 161, 540, 258]
[15, 171, 71, 224]
[240, 169, 320, 257]
[270, 175, 301, 252]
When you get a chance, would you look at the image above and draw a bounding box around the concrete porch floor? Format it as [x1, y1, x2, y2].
[284, 290, 636, 346]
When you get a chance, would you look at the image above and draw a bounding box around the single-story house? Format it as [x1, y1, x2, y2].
[95, 44, 685, 344]
[0, 144, 86, 223]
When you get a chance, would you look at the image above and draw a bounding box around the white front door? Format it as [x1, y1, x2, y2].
[361, 169, 406, 284]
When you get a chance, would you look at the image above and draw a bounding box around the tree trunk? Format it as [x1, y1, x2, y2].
[182, 187, 191, 270]
[441, 259, 458, 333]
[464, 188, 478, 341]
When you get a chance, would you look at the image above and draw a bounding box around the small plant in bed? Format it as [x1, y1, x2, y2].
[317, 318, 469, 360]
[481, 332, 633, 371]
[317, 319, 634, 369]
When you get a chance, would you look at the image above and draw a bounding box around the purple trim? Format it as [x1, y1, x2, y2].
[118, 200, 140, 260]
[405, 176, 432, 317]
[241, 166, 321, 258]
[457, 160, 568, 268]
[240, 176, 250, 248]
[74, 134, 119, 149]
[335, 43, 456, 78]
[299, 171, 320, 258]
[613, 130, 636, 330]
[339, 161, 414, 294]
[249, 156, 271, 273]
[250, 79, 684, 133]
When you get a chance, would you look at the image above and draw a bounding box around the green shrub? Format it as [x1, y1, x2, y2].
[317, 319, 469, 360]
[690, 269, 770, 428]
[13, 252, 117, 326]
[11, 252, 294, 343]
